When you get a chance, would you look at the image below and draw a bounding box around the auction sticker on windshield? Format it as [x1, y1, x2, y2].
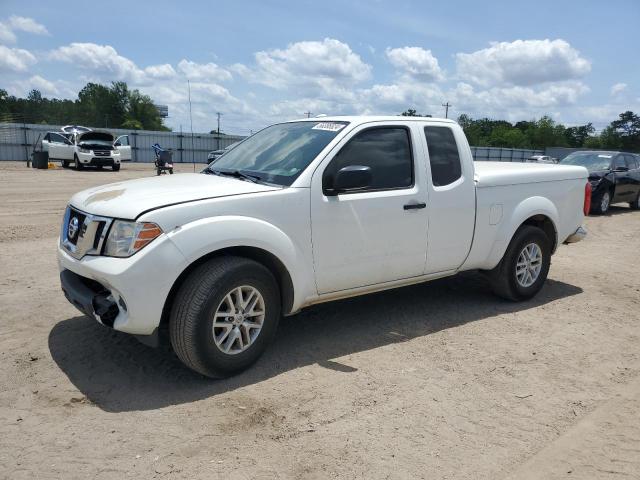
[312, 122, 346, 132]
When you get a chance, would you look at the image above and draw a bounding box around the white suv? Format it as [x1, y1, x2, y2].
[43, 128, 121, 171]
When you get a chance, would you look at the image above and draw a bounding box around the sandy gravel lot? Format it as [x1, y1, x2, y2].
[1, 161, 639, 479]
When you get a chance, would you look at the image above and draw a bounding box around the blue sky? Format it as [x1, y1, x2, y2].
[1, 0, 638, 134]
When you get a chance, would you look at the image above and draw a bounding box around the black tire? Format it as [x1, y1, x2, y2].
[97, 165, 103, 171]
[592, 190, 611, 214]
[486, 225, 551, 301]
[62, 160, 69, 168]
[629, 191, 640, 210]
[74, 155, 83, 171]
[169, 168, 174, 174]
[113, 164, 120, 172]
[157, 168, 161, 176]
[170, 256, 281, 378]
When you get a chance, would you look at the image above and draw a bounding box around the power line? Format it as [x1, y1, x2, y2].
[304, 111, 312, 118]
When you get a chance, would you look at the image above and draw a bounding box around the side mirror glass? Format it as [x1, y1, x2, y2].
[326, 165, 372, 195]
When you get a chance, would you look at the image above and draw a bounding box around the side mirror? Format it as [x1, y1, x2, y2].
[326, 165, 372, 196]
[114, 142, 121, 147]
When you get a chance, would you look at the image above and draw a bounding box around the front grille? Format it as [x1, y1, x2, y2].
[61, 206, 113, 259]
[94, 150, 111, 157]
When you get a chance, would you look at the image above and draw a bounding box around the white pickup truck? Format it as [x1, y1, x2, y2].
[58, 116, 589, 377]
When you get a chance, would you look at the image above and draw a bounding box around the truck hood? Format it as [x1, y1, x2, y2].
[69, 173, 280, 219]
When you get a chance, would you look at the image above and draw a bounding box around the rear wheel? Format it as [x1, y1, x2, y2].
[62, 160, 69, 168]
[170, 257, 281, 378]
[487, 225, 551, 301]
[629, 191, 640, 210]
[169, 168, 174, 174]
[156, 168, 162, 176]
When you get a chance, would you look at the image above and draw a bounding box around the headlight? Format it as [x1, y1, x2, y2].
[79, 147, 91, 153]
[104, 220, 162, 257]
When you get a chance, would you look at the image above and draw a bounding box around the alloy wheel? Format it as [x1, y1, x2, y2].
[212, 286, 265, 355]
[515, 242, 543, 288]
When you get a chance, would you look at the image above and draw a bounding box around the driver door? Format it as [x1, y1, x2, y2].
[115, 135, 132, 161]
[48, 133, 73, 160]
[310, 123, 429, 294]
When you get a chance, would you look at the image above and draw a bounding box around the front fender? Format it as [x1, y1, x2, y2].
[166, 216, 313, 311]
[486, 196, 559, 269]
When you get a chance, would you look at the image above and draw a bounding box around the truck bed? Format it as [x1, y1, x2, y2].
[474, 161, 587, 187]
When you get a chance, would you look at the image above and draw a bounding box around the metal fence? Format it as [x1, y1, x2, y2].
[0, 122, 245, 163]
[471, 146, 544, 162]
[0, 122, 547, 164]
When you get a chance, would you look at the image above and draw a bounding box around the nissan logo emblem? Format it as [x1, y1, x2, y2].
[68, 216, 79, 239]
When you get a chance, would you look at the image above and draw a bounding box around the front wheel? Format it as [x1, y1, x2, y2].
[170, 257, 281, 378]
[486, 225, 551, 301]
[113, 164, 120, 172]
[74, 155, 83, 170]
[593, 190, 611, 214]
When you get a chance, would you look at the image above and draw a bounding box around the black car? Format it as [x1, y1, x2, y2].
[560, 151, 640, 214]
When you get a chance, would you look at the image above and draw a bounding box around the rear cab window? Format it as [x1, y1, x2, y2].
[423, 126, 462, 187]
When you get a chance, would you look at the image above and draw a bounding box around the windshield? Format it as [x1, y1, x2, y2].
[560, 152, 613, 172]
[206, 121, 348, 186]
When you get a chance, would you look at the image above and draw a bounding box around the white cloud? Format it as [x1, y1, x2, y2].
[456, 39, 591, 87]
[0, 45, 36, 72]
[0, 22, 16, 43]
[144, 63, 177, 79]
[27, 74, 59, 95]
[248, 38, 371, 94]
[50, 43, 146, 83]
[0, 15, 48, 43]
[610, 82, 627, 96]
[451, 81, 589, 120]
[8, 15, 49, 35]
[177, 59, 232, 81]
[385, 46, 444, 81]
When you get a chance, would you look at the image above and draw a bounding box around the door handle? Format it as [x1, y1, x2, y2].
[403, 202, 426, 210]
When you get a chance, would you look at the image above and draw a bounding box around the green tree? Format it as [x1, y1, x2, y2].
[564, 123, 595, 147]
[610, 111, 640, 152]
[401, 108, 421, 117]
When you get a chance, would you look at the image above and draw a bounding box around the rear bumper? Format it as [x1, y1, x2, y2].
[564, 226, 587, 244]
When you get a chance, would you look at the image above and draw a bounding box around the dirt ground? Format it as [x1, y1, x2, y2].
[1, 161, 639, 480]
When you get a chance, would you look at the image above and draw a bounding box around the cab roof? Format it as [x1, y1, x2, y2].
[286, 115, 456, 125]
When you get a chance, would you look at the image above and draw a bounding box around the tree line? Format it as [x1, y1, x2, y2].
[401, 109, 640, 152]
[0, 82, 169, 131]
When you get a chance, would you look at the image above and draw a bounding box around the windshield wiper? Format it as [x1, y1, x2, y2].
[209, 169, 262, 183]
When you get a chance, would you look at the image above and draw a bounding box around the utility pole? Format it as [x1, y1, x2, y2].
[304, 111, 312, 118]
[441, 102, 452, 119]
[216, 112, 222, 149]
